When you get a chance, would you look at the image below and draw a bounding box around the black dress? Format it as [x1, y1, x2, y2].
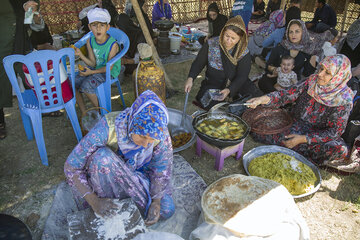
[188, 38, 260, 109]
[258, 44, 316, 93]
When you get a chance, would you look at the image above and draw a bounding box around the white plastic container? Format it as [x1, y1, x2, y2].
[169, 32, 182, 52]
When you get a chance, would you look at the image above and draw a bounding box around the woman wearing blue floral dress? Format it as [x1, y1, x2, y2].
[247, 55, 357, 172]
[64, 90, 174, 225]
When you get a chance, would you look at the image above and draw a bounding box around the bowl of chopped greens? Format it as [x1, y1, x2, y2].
[242, 145, 322, 198]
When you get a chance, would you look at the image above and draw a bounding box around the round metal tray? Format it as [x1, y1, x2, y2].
[242, 145, 322, 198]
[167, 108, 196, 153]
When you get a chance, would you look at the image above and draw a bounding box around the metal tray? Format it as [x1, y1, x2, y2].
[242, 145, 322, 198]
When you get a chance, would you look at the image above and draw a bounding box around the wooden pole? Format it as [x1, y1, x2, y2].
[280, 0, 287, 10]
[340, 0, 350, 37]
[130, 0, 174, 89]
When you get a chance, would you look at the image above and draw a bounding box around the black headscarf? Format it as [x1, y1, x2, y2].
[207, 2, 228, 38]
[285, 6, 301, 27]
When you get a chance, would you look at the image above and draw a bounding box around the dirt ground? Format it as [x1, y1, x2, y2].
[1, 60, 360, 239]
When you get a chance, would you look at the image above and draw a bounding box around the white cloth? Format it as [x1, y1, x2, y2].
[190, 177, 310, 240]
[87, 8, 111, 24]
[79, 3, 98, 20]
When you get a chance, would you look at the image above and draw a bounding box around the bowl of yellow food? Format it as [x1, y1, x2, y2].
[242, 145, 321, 198]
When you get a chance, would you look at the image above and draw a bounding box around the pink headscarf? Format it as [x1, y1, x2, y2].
[307, 54, 354, 107]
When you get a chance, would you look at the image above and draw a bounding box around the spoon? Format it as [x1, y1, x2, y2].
[171, 91, 190, 136]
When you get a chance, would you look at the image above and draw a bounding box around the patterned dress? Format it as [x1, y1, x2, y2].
[252, 78, 353, 165]
[64, 90, 175, 219]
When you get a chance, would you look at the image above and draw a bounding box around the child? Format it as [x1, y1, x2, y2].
[267, 55, 297, 90]
[74, 8, 121, 114]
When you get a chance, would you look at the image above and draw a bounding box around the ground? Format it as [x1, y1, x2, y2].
[1, 60, 360, 240]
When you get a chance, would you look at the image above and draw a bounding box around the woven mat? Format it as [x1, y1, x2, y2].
[41, 155, 207, 240]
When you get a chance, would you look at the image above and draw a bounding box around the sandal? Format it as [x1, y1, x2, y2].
[43, 111, 63, 118]
[0, 123, 6, 140]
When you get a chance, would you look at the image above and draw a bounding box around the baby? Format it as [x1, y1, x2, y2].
[268, 55, 297, 90]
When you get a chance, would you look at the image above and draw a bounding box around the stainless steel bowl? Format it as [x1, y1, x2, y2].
[242, 145, 322, 198]
[167, 108, 196, 153]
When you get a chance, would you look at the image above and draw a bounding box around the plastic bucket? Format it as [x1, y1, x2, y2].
[169, 33, 182, 52]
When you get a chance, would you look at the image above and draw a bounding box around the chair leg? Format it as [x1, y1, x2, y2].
[116, 80, 126, 110]
[29, 111, 49, 166]
[20, 109, 34, 140]
[96, 84, 110, 115]
[64, 102, 83, 142]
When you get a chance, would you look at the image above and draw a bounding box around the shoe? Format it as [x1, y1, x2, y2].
[255, 56, 266, 69]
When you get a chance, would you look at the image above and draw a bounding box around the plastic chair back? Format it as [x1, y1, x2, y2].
[3, 48, 82, 166]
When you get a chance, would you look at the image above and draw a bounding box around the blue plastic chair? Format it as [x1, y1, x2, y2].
[3, 48, 83, 166]
[74, 27, 129, 115]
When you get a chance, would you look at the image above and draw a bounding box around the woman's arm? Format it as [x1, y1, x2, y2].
[305, 104, 352, 144]
[152, 3, 164, 21]
[266, 79, 308, 107]
[64, 117, 109, 199]
[266, 44, 283, 72]
[188, 41, 209, 80]
[227, 53, 251, 97]
[146, 132, 173, 200]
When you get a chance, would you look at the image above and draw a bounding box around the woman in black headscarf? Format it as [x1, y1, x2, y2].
[198, 2, 228, 45]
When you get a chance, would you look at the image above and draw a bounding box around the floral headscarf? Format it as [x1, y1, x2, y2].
[281, 19, 314, 55]
[219, 15, 248, 65]
[128, 90, 168, 141]
[115, 90, 169, 168]
[307, 54, 354, 107]
[254, 9, 285, 38]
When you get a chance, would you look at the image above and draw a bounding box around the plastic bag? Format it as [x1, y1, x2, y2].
[200, 89, 223, 108]
[82, 109, 101, 132]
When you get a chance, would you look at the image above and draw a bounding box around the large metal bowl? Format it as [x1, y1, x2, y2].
[167, 108, 196, 153]
[192, 112, 250, 148]
[242, 145, 322, 198]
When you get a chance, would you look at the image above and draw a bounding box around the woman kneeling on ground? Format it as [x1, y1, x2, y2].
[247, 54, 358, 172]
[185, 16, 260, 110]
[64, 90, 175, 225]
[258, 19, 317, 94]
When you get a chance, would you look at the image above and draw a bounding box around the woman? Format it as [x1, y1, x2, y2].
[198, 2, 228, 45]
[152, 0, 172, 28]
[64, 90, 174, 225]
[248, 9, 285, 56]
[258, 19, 317, 93]
[247, 54, 356, 171]
[340, 19, 360, 71]
[184, 16, 260, 110]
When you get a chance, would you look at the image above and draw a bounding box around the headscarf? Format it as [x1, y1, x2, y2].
[254, 9, 285, 38]
[285, 6, 301, 28]
[207, 2, 228, 37]
[345, 19, 360, 50]
[281, 19, 314, 55]
[219, 15, 248, 65]
[307, 54, 354, 107]
[309, 30, 335, 57]
[115, 90, 169, 168]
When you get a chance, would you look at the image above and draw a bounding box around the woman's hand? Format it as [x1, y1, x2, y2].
[310, 55, 317, 68]
[79, 66, 93, 76]
[219, 88, 230, 101]
[88, 196, 119, 218]
[74, 47, 83, 57]
[246, 95, 271, 109]
[184, 77, 193, 93]
[283, 134, 307, 148]
[145, 199, 161, 226]
[24, 1, 38, 12]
